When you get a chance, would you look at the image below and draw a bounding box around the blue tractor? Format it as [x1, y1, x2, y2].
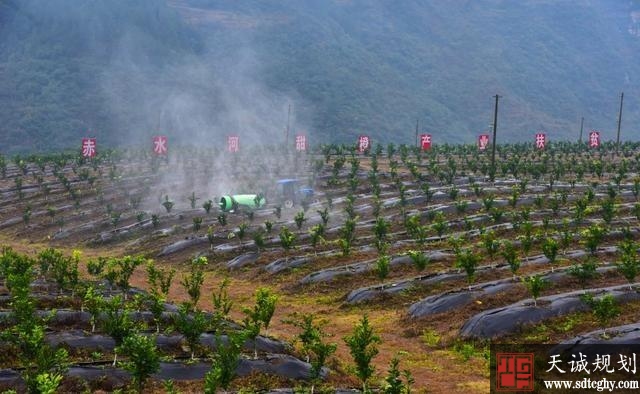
[276, 179, 315, 209]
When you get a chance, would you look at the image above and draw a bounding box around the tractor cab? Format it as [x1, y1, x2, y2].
[276, 179, 314, 209]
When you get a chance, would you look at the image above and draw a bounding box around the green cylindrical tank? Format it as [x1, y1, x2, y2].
[219, 194, 266, 212]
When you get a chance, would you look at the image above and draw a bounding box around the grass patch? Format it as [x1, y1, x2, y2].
[522, 323, 551, 342]
[559, 314, 582, 332]
[452, 341, 489, 362]
[421, 328, 441, 347]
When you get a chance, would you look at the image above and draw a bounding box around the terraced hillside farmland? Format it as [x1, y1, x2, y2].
[1, 141, 640, 393]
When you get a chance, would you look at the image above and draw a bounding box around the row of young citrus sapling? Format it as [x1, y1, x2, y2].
[201, 276, 282, 392]
[0, 248, 71, 394]
[405, 188, 629, 266]
[154, 256, 413, 392]
[368, 215, 435, 286]
[342, 315, 414, 394]
[11, 146, 640, 237]
[79, 255, 161, 377]
[8, 145, 294, 219]
[8, 151, 106, 194]
[467, 235, 639, 312]
[366, 152, 398, 284]
[384, 200, 638, 297]
[368, 153, 431, 283]
[268, 222, 417, 394]
[263, 199, 357, 260]
[406, 144, 640, 198]
[6, 142, 640, 211]
[35, 158, 157, 232]
[456, 229, 638, 293]
[521, 274, 624, 338]
[326, 156, 360, 255]
[83, 254, 287, 392]
[85, 259, 247, 392]
[471, 188, 623, 265]
[411, 183, 637, 249]
[9, 249, 157, 385]
[84, 257, 197, 357]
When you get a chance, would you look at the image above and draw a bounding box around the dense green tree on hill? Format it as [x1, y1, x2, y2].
[2, 0, 640, 154]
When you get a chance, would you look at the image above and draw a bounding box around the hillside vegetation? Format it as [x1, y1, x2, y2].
[1, 0, 640, 154]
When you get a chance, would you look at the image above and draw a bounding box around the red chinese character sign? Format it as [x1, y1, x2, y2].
[420, 134, 432, 150]
[357, 135, 370, 153]
[81, 138, 97, 158]
[295, 134, 307, 151]
[227, 135, 239, 153]
[478, 134, 490, 151]
[153, 135, 168, 155]
[535, 133, 546, 150]
[589, 131, 600, 148]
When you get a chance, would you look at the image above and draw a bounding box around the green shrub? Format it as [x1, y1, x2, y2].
[118, 333, 160, 393]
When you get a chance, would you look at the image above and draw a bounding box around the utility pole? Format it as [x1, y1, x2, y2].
[578, 117, 584, 143]
[415, 119, 419, 147]
[490, 94, 500, 182]
[285, 103, 291, 149]
[616, 92, 624, 154]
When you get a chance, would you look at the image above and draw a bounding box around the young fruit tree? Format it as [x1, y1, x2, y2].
[455, 248, 480, 290]
[582, 224, 607, 256]
[522, 275, 548, 307]
[383, 356, 414, 394]
[344, 315, 381, 393]
[501, 240, 520, 280]
[407, 250, 429, 272]
[146, 261, 175, 297]
[101, 295, 136, 365]
[567, 259, 599, 289]
[202, 199, 213, 214]
[204, 330, 246, 394]
[82, 286, 104, 333]
[309, 224, 325, 254]
[162, 195, 174, 213]
[113, 255, 146, 299]
[242, 287, 278, 358]
[542, 237, 560, 272]
[307, 331, 337, 394]
[294, 210, 307, 231]
[616, 240, 639, 290]
[181, 256, 207, 306]
[581, 293, 620, 338]
[117, 333, 160, 393]
[376, 254, 391, 283]
[279, 226, 297, 259]
[174, 303, 209, 360]
[373, 216, 390, 244]
[211, 278, 233, 334]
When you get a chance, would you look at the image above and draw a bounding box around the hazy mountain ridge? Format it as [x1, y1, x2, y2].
[1, 0, 639, 153]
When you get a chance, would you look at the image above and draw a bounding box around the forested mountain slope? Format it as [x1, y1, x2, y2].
[1, 0, 639, 153]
